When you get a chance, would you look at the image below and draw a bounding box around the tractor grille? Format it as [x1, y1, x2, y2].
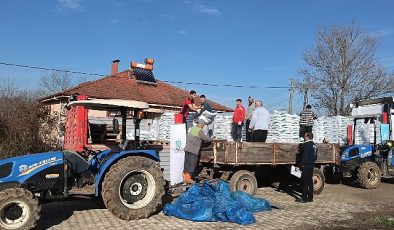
[38, 179, 57, 190]
[0, 162, 13, 179]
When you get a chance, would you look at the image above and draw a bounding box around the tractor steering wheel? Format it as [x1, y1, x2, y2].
[83, 146, 100, 156]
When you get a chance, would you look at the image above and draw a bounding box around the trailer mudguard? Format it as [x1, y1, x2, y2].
[94, 150, 159, 196]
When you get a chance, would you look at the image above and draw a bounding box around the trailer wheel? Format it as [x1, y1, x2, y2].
[0, 188, 41, 230]
[357, 162, 381, 189]
[102, 156, 165, 220]
[313, 168, 325, 195]
[230, 170, 257, 196]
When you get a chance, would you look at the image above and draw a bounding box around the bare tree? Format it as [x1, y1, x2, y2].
[40, 71, 72, 95]
[0, 80, 61, 159]
[299, 23, 394, 116]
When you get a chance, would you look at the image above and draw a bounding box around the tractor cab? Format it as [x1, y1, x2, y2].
[65, 97, 149, 152]
[63, 98, 152, 185]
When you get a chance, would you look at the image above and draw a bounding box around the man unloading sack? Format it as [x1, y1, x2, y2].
[180, 90, 200, 132]
[183, 120, 213, 184]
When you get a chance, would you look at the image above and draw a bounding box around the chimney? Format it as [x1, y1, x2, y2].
[111, 59, 120, 75]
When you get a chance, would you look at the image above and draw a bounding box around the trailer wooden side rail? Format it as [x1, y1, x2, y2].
[200, 141, 340, 166]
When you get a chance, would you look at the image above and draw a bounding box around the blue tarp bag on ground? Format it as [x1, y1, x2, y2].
[163, 180, 272, 225]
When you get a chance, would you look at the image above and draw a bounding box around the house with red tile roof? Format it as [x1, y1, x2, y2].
[40, 59, 231, 116]
[40, 59, 232, 146]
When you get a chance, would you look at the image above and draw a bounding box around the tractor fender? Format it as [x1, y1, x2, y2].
[0, 181, 22, 191]
[95, 150, 159, 196]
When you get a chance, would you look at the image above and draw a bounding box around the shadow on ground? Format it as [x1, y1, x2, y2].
[35, 193, 177, 230]
[35, 195, 105, 229]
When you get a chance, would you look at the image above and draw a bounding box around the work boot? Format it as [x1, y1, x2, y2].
[184, 172, 195, 184]
[182, 172, 188, 183]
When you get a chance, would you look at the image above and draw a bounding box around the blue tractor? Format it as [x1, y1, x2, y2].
[0, 99, 165, 230]
[339, 97, 394, 189]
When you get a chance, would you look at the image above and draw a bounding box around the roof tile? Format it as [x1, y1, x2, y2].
[41, 70, 232, 112]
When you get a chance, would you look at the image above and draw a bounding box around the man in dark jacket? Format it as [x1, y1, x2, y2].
[298, 132, 317, 203]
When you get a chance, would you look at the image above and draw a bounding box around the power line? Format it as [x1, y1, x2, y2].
[0, 62, 106, 77]
[0, 61, 289, 89]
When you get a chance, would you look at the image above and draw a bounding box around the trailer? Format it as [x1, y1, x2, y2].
[197, 141, 340, 195]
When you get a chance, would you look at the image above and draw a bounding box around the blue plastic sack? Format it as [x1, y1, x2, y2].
[163, 180, 272, 225]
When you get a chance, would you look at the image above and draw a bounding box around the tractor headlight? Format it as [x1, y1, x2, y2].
[341, 152, 347, 159]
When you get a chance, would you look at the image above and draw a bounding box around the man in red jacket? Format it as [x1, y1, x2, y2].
[231, 99, 245, 142]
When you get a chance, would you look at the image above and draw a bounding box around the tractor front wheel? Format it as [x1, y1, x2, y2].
[102, 156, 165, 220]
[357, 162, 381, 189]
[0, 188, 41, 230]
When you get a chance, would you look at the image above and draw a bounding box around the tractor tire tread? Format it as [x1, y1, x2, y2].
[102, 156, 165, 220]
[0, 188, 41, 230]
[357, 162, 381, 189]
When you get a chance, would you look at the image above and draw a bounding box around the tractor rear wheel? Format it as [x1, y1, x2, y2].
[102, 156, 165, 220]
[229, 170, 258, 196]
[0, 188, 41, 230]
[357, 162, 381, 189]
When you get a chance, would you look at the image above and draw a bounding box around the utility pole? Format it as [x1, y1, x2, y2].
[303, 89, 308, 109]
[289, 79, 294, 114]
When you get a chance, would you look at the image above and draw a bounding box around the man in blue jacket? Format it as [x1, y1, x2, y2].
[298, 132, 317, 203]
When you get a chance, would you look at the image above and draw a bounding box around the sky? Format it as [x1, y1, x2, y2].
[1, 0, 394, 112]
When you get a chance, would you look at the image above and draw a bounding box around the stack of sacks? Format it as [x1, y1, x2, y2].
[156, 111, 355, 144]
[354, 119, 381, 144]
[213, 113, 234, 140]
[337, 116, 353, 145]
[148, 117, 160, 140]
[158, 113, 175, 141]
[312, 116, 352, 144]
[266, 111, 300, 143]
[312, 117, 326, 143]
[312, 117, 338, 143]
[126, 119, 158, 141]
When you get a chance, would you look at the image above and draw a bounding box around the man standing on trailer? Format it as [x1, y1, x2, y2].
[183, 120, 213, 184]
[245, 96, 255, 142]
[231, 99, 246, 142]
[198, 95, 212, 114]
[198, 95, 214, 137]
[299, 104, 318, 138]
[249, 100, 270, 142]
[298, 132, 317, 203]
[180, 90, 200, 131]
